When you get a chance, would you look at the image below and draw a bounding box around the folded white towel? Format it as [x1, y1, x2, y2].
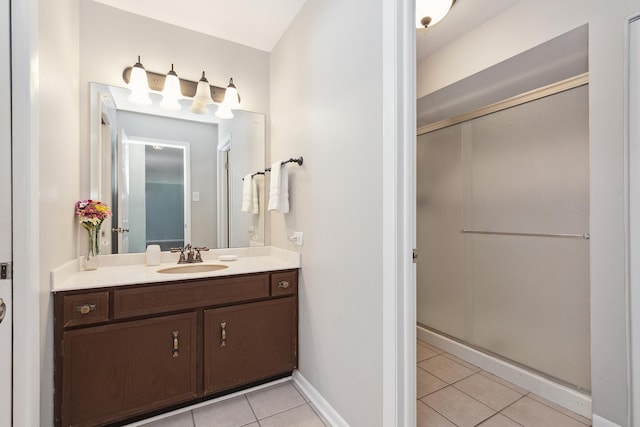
[268, 160, 289, 213]
[241, 174, 260, 214]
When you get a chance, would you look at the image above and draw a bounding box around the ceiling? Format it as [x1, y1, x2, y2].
[91, 0, 308, 52]
[417, 0, 519, 62]
[92, 0, 518, 62]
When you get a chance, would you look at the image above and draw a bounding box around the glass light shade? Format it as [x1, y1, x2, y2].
[160, 65, 183, 111]
[190, 100, 209, 115]
[192, 71, 214, 105]
[416, 0, 454, 28]
[222, 78, 241, 110]
[127, 57, 151, 106]
[215, 104, 234, 120]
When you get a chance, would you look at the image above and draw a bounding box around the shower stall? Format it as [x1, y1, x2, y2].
[416, 78, 591, 392]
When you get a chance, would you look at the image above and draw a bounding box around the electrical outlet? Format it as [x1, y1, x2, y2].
[290, 231, 304, 246]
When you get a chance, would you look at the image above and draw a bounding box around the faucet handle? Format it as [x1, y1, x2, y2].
[170, 247, 185, 253]
[170, 247, 187, 264]
[193, 247, 209, 262]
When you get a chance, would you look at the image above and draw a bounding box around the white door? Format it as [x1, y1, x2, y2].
[0, 0, 12, 424]
[117, 129, 130, 253]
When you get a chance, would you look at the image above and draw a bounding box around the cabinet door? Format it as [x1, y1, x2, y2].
[61, 312, 197, 426]
[204, 297, 297, 394]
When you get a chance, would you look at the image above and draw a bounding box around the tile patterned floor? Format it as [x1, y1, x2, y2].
[141, 381, 329, 427]
[417, 340, 592, 427]
[139, 341, 591, 427]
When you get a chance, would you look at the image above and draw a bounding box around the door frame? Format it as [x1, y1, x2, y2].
[10, 0, 41, 425]
[381, 0, 416, 425]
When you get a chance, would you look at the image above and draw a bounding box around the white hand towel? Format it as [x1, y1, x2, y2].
[241, 174, 253, 213]
[268, 160, 289, 213]
[251, 175, 259, 215]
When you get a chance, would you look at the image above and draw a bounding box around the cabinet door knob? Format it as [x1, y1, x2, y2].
[220, 322, 227, 347]
[278, 280, 290, 289]
[172, 330, 179, 358]
[75, 304, 96, 315]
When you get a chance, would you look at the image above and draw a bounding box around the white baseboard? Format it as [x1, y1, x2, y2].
[417, 325, 592, 419]
[292, 370, 349, 427]
[592, 414, 622, 427]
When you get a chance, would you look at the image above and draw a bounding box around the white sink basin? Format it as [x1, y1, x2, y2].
[157, 264, 229, 274]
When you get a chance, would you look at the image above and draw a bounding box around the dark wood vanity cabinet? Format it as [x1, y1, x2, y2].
[54, 269, 298, 427]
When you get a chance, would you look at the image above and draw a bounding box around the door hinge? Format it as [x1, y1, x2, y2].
[412, 249, 418, 263]
[0, 262, 11, 280]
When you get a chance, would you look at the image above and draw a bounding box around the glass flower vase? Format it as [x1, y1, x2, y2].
[84, 226, 100, 271]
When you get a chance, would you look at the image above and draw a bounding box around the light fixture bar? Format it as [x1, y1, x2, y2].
[122, 67, 226, 103]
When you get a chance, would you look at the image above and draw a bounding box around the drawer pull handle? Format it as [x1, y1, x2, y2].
[278, 280, 290, 289]
[75, 304, 96, 315]
[172, 330, 179, 358]
[220, 322, 227, 347]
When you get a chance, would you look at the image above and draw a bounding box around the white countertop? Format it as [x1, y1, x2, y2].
[51, 246, 300, 292]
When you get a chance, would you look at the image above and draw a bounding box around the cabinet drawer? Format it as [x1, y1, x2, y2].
[62, 291, 109, 328]
[113, 274, 270, 319]
[271, 271, 297, 296]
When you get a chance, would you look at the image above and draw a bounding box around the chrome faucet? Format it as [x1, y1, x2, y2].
[170, 244, 209, 264]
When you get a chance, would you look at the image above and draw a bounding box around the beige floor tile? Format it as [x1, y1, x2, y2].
[246, 381, 306, 419]
[454, 373, 523, 411]
[442, 352, 482, 372]
[417, 366, 447, 398]
[258, 404, 325, 427]
[417, 340, 445, 355]
[502, 396, 588, 427]
[422, 386, 496, 427]
[308, 403, 332, 427]
[418, 354, 476, 384]
[291, 381, 311, 402]
[417, 342, 440, 362]
[478, 413, 523, 427]
[241, 424, 259, 427]
[142, 411, 194, 427]
[417, 400, 456, 427]
[478, 371, 530, 395]
[192, 395, 257, 427]
[528, 393, 591, 425]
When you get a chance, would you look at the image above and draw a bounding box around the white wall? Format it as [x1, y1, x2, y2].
[38, 0, 80, 425]
[417, 1, 640, 425]
[270, 0, 385, 425]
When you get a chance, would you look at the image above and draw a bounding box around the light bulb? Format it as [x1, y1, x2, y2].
[215, 104, 234, 120]
[222, 78, 241, 110]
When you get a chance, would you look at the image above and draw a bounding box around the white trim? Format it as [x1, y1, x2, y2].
[382, 0, 415, 425]
[11, 0, 41, 425]
[627, 13, 640, 427]
[592, 414, 623, 427]
[292, 371, 349, 427]
[417, 326, 592, 418]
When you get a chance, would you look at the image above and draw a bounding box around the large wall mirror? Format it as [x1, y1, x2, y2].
[90, 83, 266, 254]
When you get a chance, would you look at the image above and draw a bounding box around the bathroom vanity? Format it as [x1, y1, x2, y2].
[51, 249, 299, 427]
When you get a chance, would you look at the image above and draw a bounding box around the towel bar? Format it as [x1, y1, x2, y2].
[460, 229, 590, 239]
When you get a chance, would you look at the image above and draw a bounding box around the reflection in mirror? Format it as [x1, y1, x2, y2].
[90, 83, 266, 254]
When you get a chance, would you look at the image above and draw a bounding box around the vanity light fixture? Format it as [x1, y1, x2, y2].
[122, 62, 240, 119]
[222, 78, 241, 110]
[160, 64, 183, 111]
[416, 0, 455, 28]
[127, 56, 152, 106]
[190, 71, 216, 114]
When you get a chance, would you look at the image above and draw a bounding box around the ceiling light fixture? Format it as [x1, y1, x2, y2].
[416, 0, 455, 28]
[160, 64, 183, 111]
[127, 55, 152, 106]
